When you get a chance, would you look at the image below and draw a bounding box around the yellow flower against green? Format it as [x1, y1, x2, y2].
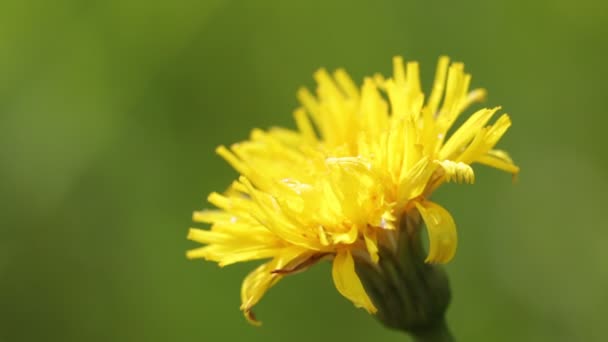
[187, 56, 519, 325]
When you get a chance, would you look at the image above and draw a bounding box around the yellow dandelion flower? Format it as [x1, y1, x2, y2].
[187, 56, 519, 325]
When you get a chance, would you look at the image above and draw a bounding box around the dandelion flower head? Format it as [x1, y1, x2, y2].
[187, 56, 519, 324]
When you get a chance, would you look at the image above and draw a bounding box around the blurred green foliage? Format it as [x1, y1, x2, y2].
[1, 0, 607, 341]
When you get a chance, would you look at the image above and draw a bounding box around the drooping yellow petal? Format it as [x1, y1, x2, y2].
[332, 249, 377, 313]
[240, 262, 278, 326]
[240, 247, 307, 325]
[415, 201, 458, 264]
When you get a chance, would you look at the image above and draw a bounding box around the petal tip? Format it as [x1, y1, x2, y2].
[243, 309, 262, 327]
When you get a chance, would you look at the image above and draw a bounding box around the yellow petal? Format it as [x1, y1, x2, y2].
[435, 62, 467, 130]
[240, 262, 276, 326]
[397, 156, 438, 207]
[456, 114, 513, 165]
[192, 210, 232, 224]
[330, 223, 359, 245]
[439, 107, 499, 160]
[434, 159, 475, 184]
[216, 145, 250, 178]
[240, 176, 322, 251]
[415, 201, 458, 264]
[240, 247, 305, 325]
[459, 88, 487, 113]
[363, 228, 379, 264]
[332, 249, 377, 313]
[296, 87, 319, 122]
[333, 68, 359, 99]
[293, 107, 318, 144]
[481, 114, 512, 150]
[477, 149, 520, 176]
[426, 56, 450, 116]
[186, 228, 282, 266]
[187, 228, 230, 245]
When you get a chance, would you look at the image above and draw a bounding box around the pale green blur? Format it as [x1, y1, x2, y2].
[1, 1, 607, 341]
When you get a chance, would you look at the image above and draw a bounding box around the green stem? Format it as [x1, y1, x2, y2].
[410, 319, 455, 342]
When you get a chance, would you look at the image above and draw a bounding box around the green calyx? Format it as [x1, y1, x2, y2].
[354, 215, 453, 341]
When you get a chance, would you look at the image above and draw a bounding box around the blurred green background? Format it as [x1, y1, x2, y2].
[1, 0, 607, 341]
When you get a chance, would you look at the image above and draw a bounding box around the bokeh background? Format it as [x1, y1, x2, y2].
[2, 0, 607, 341]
